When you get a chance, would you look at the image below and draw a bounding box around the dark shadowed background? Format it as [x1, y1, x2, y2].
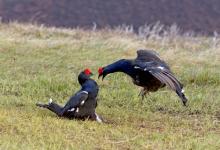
[0, 0, 220, 34]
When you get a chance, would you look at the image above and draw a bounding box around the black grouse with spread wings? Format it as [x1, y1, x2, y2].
[98, 50, 188, 106]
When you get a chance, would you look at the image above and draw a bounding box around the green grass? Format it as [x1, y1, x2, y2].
[0, 23, 220, 150]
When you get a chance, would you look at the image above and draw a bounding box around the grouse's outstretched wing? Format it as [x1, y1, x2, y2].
[136, 50, 170, 69]
[134, 61, 187, 106]
[136, 50, 161, 61]
[62, 90, 89, 113]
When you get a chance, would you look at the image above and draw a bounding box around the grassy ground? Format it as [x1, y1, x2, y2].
[0, 23, 220, 150]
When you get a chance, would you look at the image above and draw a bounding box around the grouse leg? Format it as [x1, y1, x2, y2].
[36, 99, 64, 117]
[138, 88, 148, 100]
[88, 113, 103, 123]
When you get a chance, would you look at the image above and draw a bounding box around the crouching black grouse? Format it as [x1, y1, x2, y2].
[36, 69, 102, 122]
[98, 49, 188, 106]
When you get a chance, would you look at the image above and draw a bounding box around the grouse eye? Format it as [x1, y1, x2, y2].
[98, 67, 103, 75]
[84, 68, 92, 75]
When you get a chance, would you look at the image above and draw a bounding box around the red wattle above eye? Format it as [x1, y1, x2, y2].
[84, 68, 91, 75]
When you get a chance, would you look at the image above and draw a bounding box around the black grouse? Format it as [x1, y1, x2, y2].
[36, 69, 102, 122]
[98, 49, 188, 106]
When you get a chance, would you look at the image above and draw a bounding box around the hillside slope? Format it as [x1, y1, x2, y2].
[1, 0, 220, 34]
[0, 23, 220, 149]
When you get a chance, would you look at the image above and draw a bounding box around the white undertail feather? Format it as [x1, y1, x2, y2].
[80, 100, 85, 105]
[95, 113, 102, 123]
[49, 98, 53, 104]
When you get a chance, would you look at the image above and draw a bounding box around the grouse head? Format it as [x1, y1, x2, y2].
[83, 68, 93, 76]
[98, 67, 107, 80]
[78, 68, 93, 85]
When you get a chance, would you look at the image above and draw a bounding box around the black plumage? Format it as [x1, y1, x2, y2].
[36, 69, 102, 122]
[98, 50, 188, 106]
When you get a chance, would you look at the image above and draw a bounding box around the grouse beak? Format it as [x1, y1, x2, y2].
[98, 74, 105, 80]
[98, 74, 103, 80]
